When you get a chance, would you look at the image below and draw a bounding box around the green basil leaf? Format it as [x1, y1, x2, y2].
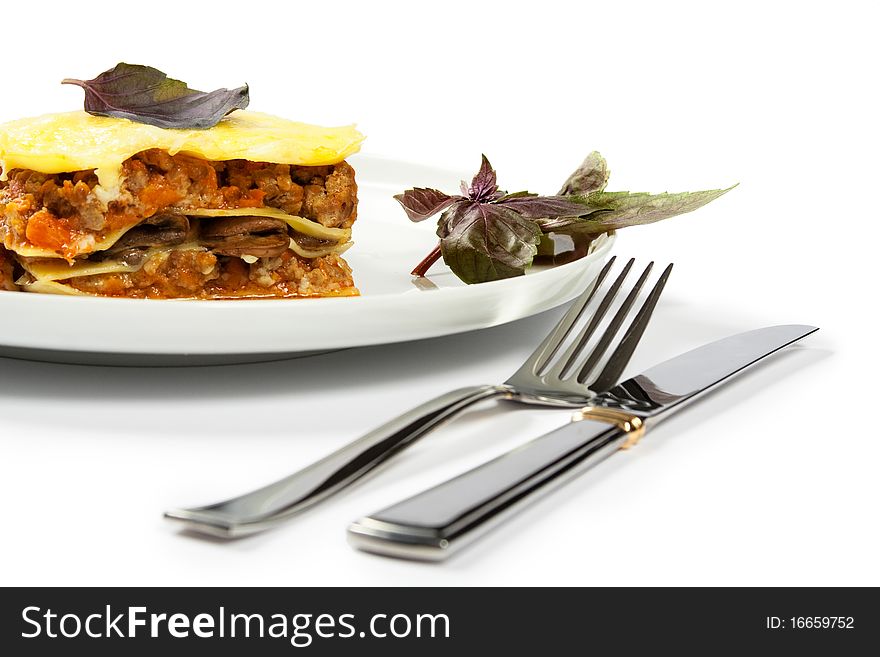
[558, 151, 610, 196]
[543, 185, 737, 235]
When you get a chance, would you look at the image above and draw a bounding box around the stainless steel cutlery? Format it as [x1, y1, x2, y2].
[167, 256, 672, 537]
[348, 324, 819, 560]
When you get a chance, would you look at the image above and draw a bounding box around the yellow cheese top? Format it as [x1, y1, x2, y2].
[0, 110, 364, 189]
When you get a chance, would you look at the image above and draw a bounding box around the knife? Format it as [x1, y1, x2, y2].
[348, 324, 818, 561]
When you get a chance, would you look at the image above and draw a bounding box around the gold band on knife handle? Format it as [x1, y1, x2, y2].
[574, 407, 645, 450]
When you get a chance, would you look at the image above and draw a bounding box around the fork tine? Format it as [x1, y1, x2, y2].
[573, 261, 654, 384]
[547, 258, 636, 380]
[588, 263, 673, 391]
[527, 256, 617, 375]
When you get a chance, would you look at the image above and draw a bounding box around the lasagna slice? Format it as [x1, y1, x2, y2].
[0, 111, 364, 298]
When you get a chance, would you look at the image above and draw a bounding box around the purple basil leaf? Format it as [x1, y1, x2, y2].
[467, 154, 502, 201]
[393, 187, 458, 222]
[495, 194, 587, 218]
[62, 63, 249, 129]
[435, 199, 475, 238]
[437, 201, 542, 284]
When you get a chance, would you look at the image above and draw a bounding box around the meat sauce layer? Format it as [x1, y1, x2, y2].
[0, 151, 357, 260]
[63, 249, 356, 299]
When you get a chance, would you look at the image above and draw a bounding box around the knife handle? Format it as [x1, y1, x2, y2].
[348, 411, 644, 561]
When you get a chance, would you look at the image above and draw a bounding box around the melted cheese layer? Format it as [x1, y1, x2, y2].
[0, 110, 364, 190]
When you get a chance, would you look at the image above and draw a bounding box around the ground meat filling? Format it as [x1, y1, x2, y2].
[62, 249, 355, 299]
[0, 152, 358, 298]
[0, 152, 357, 258]
[0, 246, 18, 291]
[64, 248, 221, 298]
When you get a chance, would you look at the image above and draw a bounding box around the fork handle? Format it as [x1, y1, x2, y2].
[166, 385, 511, 537]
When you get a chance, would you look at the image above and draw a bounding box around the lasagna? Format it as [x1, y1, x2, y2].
[0, 111, 364, 298]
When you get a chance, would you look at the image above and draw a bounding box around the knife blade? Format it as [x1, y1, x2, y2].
[348, 324, 818, 561]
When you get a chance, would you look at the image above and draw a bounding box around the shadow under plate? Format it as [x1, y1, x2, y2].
[0, 345, 339, 367]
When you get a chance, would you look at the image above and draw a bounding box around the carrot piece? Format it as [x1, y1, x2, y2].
[25, 210, 74, 255]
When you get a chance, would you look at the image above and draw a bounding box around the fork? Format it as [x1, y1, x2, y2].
[166, 256, 672, 537]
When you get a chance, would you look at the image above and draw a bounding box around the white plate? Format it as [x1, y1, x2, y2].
[0, 156, 614, 366]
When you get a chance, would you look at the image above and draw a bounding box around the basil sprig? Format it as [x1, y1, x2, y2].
[397, 156, 585, 283]
[397, 152, 734, 284]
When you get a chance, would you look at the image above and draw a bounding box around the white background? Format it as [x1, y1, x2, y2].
[1, 0, 877, 585]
